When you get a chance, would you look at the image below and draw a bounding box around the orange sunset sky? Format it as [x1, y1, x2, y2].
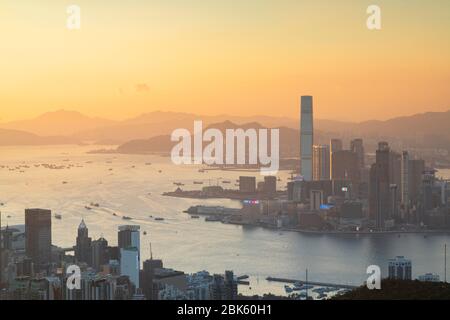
[0, 0, 449, 122]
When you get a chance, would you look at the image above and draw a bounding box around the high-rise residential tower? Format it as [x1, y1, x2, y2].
[25, 208, 52, 271]
[91, 237, 109, 271]
[331, 150, 359, 182]
[401, 151, 410, 207]
[330, 139, 343, 178]
[312, 145, 330, 181]
[118, 225, 140, 254]
[369, 142, 391, 229]
[330, 139, 343, 154]
[300, 96, 313, 181]
[350, 138, 365, 169]
[118, 225, 140, 288]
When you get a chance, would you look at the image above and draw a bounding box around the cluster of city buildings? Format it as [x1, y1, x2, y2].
[0, 209, 238, 300]
[388, 256, 441, 283]
[225, 96, 450, 232]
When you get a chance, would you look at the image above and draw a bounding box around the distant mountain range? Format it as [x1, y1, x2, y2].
[115, 120, 304, 157]
[0, 109, 449, 149]
[0, 110, 116, 136]
[0, 128, 78, 146]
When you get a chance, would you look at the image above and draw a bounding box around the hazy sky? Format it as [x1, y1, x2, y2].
[1, 0, 449, 122]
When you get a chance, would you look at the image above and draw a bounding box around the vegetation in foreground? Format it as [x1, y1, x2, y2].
[334, 279, 450, 300]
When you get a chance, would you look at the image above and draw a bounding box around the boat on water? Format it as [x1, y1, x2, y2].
[317, 293, 327, 299]
[54, 214, 62, 220]
[313, 287, 334, 294]
[284, 285, 293, 293]
[300, 284, 314, 290]
[122, 216, 132, 220]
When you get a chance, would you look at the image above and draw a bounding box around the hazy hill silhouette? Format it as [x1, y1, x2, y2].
[0, 110, 330, 142]
[115, 120, 321, 157]
[0, 128, 78, 146]
[1, 109, 449, 148]
[0, 110, 116, 136]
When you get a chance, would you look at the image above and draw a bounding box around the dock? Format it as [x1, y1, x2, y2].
[266, 277, 358, 289]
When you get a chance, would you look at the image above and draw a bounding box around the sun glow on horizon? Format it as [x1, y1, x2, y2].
[1, 0, 449, 122]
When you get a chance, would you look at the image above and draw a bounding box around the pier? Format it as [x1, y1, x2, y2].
[266, 277, 358, 289]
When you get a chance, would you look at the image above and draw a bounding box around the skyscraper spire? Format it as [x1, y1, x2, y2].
[78, 218, 87, 229]
[150, 242, 153, 260]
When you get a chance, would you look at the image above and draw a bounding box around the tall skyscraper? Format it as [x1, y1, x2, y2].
[409, 159, 425, 205]
[330, 139, 343, 179]
[118, 225, 140, 288]
[142, 257, 163, 300]
[91, 237, 109, 271]
[330, 139, 343, 154]
[401, 151, 410, 206]
[25, 208, 52, 271]
[118, 225, 140, 254]
[331, 150, 359, 182]
[75, 219, 92, 265]
[121, 247, 140, 289]
[350, 138, 365, 169]
[300, 96, 313, 181]
[369, 142, 391, 229]
[312, 145, 330, 181]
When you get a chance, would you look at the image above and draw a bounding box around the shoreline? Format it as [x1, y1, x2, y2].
[223, 221, 450, 236]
